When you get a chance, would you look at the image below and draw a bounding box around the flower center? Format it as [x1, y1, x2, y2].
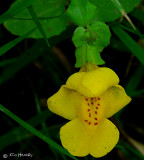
[78, 96, 105, 127]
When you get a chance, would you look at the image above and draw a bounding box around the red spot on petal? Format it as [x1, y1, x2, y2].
[85, 98, 88, 101]
[88, 103, 90, 106]
[89, 122, 91, 125]
[94, 123, 98, 125]
[96, 107, 98, 109]
[85, 120, 88, 122]
[98, 98, 100, 100]
[98, 103, 100, 106]
[91, 102, 93, 105]
[95, 111, 97, 114]
[89, 113, 91, 117]
[95, 118, 97, 120]
[91, 98, 93, 100]
[88, 109, 90, 112]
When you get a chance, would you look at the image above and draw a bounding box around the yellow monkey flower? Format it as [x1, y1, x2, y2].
[47, 65, 131, 158]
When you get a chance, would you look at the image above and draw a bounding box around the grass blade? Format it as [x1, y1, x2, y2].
[0, 58, 17, 67]
[119, 24, 144, 39]
[0, 26, 75, 85]
[111, 24, 144, 64]
[0, 104, 77, 160]
[0, 28, 36, 56]
[0, 40, 47, 85]
[0, 109, 52, 150]
[0, 0, 36, 25]
[28, 6, 50, 48]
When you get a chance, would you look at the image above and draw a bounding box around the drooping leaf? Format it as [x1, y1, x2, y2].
[67, 0, 98, 26]
[4, 0, 67, 38]
[88, 0, 140, 22]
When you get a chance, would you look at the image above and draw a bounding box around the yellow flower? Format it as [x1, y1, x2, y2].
[47, 65, 131, 158]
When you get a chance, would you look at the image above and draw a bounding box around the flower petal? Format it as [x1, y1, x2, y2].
[60, 118, 91, 157]
[66, 67, 119, 97]
[101, 85, 131, 118]
[47, 85, 82, 120]
[90, 119, 119, 157]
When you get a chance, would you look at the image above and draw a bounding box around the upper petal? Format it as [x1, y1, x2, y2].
[60, 118, 91, 157]
[47, 85, 82, 120]
[90, 119, 119, 157]
[101, 85, 131, 118]
[66, 67, 119, 97]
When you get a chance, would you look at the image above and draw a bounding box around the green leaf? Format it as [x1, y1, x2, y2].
[75, 44, 105, 68]
[4, 0, 67, 38]
[72, 27, 88, 47]
[67, 0, 98, 26]
[88, 0, 140, 22]
[72, 22, 111, 52]
[111, 24, 144, 64]
[87, 44, 105, 65]
[89, 22, 111, 52]
[75, 45, 87, 68]
[0, 104, 77, 160]
[73, 22, 110, 67]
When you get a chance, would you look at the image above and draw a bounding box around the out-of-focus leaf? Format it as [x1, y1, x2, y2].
[88, 0, 140, 22]
[0, 58, 17, 67]
[130, 8, 144, 22]
[0, 0, 36, 25]
[4, 0, 67, 38]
